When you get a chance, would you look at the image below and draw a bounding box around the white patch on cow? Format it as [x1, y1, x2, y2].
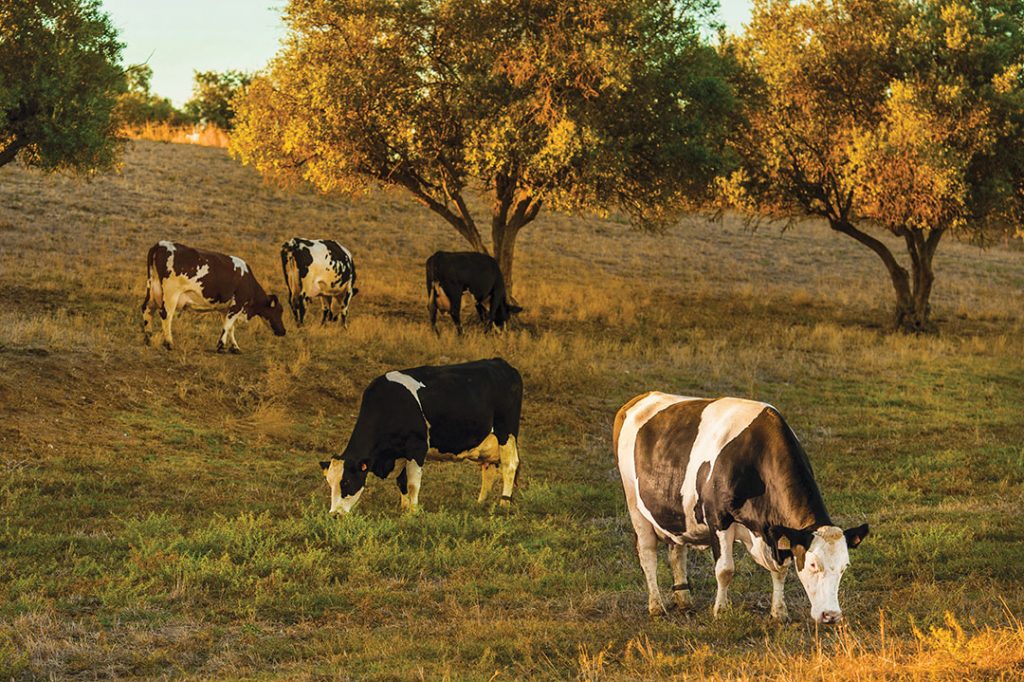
[427, 432, 500, 464]
[160, 240, 176, 274]
[680, 398, 770, 534]
[230, 256, 249, 275]
[616, 391, 699, 543]
[299, 240, 353, 297]
[794, 526, 850, 623]
[323, 458, 364, 514]
[385, 371, 426, 409]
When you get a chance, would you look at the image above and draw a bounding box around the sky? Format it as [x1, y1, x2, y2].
[101, 0, 754, 106]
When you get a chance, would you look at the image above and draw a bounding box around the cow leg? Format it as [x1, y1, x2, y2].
[477, 463, 501, 503]
[770, 568, 789, 620]
[218, 310, 243, 354]
[448, 289, 464, 335]
[668, 543, 692, 609]
[396, 463, 411, 511]
[404, 460, 423, 512]
[637, 527, 667, 617]
[141, 281, 156, 345]
[497, 436, 519, 506]
[428, 292, 440, 335]
[159, 290, 181, 351]
[475, 298, 487, 323]
[340, 289, 354, 327]
[320, 297, 331, 325]
[713, 528, 736, 616]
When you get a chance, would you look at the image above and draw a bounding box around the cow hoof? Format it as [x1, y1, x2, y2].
[162, 340, 173, 351]
[217, 342, 225, 353]
[229, 347, 242, 355]
[770, 607, 789, 621]
[648, 603, 669, 618]
[672, 592, 692, 610]
[143, 334, 152, 346]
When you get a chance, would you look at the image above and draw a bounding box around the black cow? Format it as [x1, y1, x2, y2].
[280, 238, 358, 326]
[141, 241, 286, 352]
[320, 358, 522, 514]
[614, 392, 869, 623]
[425, 251, 522, 334]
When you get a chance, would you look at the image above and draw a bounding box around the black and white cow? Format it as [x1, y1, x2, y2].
[614, 392, 869, 624]
[426, 251, 522, 335]
[320, 358, 522, 514]
[281, 238, 358, 326]
[141, 241, 286, 352]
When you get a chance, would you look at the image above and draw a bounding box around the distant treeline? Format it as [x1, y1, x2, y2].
[117, 65, 251, 132]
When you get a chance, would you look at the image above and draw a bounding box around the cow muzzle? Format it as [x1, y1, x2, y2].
[816, 610, 843, 624]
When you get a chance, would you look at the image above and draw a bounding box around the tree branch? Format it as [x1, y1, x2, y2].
[0, 136, 28, 168]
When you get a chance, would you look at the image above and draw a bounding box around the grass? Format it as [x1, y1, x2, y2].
[1, 140, 1023, 679]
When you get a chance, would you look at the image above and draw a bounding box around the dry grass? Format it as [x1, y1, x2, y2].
[1, 141, 1023, 679]
[123, 122, 230, 148]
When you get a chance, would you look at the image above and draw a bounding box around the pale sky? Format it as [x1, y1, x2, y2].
[101, 0, 754, 106]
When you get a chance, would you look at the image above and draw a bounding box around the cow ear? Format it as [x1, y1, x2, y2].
[844, 523, 869, 549]
[268, 294, 279, 308]
[769, 525, 812, 568]
[319, 460, 330, 471]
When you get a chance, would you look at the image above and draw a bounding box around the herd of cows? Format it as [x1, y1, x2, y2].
[138, 238, 869, 625]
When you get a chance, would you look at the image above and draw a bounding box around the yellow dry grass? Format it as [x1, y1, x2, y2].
[123, 121, 230, 148]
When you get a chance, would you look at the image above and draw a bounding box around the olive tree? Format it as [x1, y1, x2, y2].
[0, 0, 126, 172]
[721, 0, 1024, 331]
[232, 0, 733, 293]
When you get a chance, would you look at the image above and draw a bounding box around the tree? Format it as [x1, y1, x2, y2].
[184, 70, 251, 130]
[0, 0, 126, 172]
[232, 0, 733, 294]
[720, 0, 1024, 331]
[115, 64, 191, 127]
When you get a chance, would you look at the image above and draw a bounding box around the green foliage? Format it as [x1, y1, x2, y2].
[115, 64, 191, 127]
[184, 69, 251, 130]
[720, 0, 1024, 329]
[232, 0, 733, 288]
[0, 0, 126, 172]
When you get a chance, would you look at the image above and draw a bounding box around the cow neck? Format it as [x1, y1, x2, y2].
[753, 439, 833, 533]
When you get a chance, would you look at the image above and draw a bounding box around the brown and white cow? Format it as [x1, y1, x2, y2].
[614, 392, 869, 623]
[141, 241, 286, 352]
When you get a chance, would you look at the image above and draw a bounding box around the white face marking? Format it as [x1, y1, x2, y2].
[230, 256, 249, 275]
[323, 459, 363, 514]
[794, 526, 850, 623]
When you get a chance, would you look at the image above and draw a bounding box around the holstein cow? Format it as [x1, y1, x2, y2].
[320, 358, 522, 514]
[280, 238, 358, 326]
[425, 251, 522, 335]
[614, 392, 869, 623]
[141, 241, 286, 352]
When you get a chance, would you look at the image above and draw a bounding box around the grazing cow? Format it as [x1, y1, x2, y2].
[280, 238, 358, 326]
[141, 241, 286, 352]
[614, 392, 869, 623]
[320, 358, 522, 514]
[425, 251, 522, 335]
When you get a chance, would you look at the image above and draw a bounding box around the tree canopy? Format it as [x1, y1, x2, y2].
[232, 0, 734, 292]
[0, 0, 126, 172]
[720, 0, 1024, 330]
[184, 70, 252, 130]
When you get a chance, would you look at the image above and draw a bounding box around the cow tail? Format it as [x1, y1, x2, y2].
[145, 245, 163, 308]
[280, 243, 300, 304]
[425, 255, 435, 296]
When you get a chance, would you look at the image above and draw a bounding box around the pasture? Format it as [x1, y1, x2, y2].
[1, 140, 1023, 679]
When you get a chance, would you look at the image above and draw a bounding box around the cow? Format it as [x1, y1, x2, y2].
[141, 241, 286, 353]
[280, 238, 358, 327]
[425, 251, 522, 335]
[614, 392, 869, 624]
[319, 358, 522, 514]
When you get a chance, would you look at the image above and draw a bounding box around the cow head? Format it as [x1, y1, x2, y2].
[319, 457, 369, 514]
[492, 300, 523, 329]
[770, 523, 869, 624]
[259, 294, 287, 336]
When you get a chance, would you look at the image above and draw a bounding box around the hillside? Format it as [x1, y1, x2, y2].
[1, 141, 1023, 679]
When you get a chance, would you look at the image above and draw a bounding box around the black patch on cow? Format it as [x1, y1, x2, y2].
[632, 399, 713, 536]
[702, 407, 831, 552]
[425, 251, 519, 333]
[340, 359, 522, 493]
[694, 461, 710, 525]
[396, 466, 408, 495]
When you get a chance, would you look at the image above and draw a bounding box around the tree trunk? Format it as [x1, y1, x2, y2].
[490, 193, 541, 299]
[0, 136, 27, 168]
[830, 219, 942, 332]
[493, 221, 520, 295]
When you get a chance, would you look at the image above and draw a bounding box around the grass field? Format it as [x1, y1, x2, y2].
[1, 140, 1023, 680]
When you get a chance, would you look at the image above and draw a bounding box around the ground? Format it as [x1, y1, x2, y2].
[1, 141, 1023, 680]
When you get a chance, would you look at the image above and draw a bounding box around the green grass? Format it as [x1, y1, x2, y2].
[1, 141, 1023, 679]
